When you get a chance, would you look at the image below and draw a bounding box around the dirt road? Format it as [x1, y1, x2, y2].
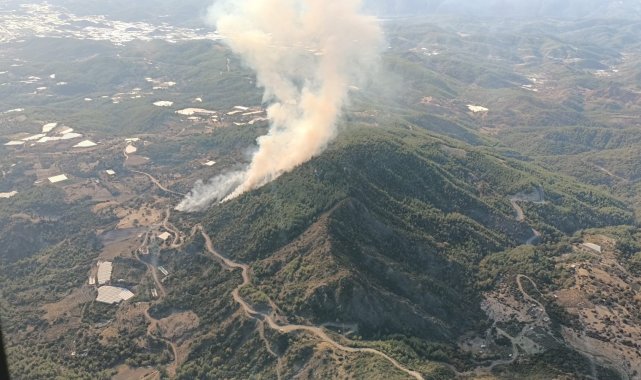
[131, 169, 185, 197]
[133, 219, 177, 374]
[197, 225, 424, 380]
[161, 208, 184, 248]
[510, 198, 526, 222]
[509, 197, 541, 245]
[131, 166, 477, 378]
[581, 159, 629, 183]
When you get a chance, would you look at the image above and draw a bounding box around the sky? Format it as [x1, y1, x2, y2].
[363, 0, 641, 19]
[46, 0, 641, 23]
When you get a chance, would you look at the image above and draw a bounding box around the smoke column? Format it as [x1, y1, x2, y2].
[176, 0, 382, 212]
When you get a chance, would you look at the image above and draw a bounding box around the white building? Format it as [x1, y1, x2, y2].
[97, 261, 113, 285]
[0, 191, 18, 199]
[582, 243, 602, 253]
[48, 174, 68, 183]
[96, 286, 134, 304]
[73, 140, 97, 148]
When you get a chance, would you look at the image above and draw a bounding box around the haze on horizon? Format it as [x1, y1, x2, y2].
[43, 0, 641, 23]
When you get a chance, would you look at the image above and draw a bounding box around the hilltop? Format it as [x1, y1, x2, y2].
[172, 125, 632, 378]
[2, 7, 641, 380]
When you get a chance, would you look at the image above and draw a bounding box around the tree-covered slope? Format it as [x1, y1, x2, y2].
[197, 126, 631, 348]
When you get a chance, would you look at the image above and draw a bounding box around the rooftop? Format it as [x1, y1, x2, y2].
[96, 286, 134, 304]
[97, 261, 113, 285]
[0, 191, 18, 199]
[73, 140, 97, 148]
[48, 174, 68, 183]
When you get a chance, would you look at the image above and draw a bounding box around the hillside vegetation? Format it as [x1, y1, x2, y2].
[186, 126, 632, 376]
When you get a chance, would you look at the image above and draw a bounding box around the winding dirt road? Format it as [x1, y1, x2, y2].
[525, 229, 542, 245]
[510, 198, 526, 222]
[162, 208, 184, 248]
[197, 226, 425, 380]
[142, 306, 179, 377]
[454, 275, 546, 377]
[127, 168, 422, 379]
[581, 159, 629, 183]
[134, 232, 177, 375]
[131, 169, 185, 197]
[516, 275, 543, 309]
[509, 197, 541, 245]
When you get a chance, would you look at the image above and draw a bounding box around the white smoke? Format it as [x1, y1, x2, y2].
[176, 171, 245, 212]
[176, 0, 382, 212]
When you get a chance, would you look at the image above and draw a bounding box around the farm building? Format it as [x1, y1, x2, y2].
[582, 243, 602, 253]
[48, 174, 68, 183]
[96, 286, 134, 304]
[97, 261, 113, 285]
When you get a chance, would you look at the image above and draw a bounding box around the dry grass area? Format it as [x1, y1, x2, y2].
[554, 288, 592, 309]
[157, 311, 200, 341]
[552, 235, 641, 377]
[96, 200, 167, 260]
[479, 127, 501, 136]
[91, 186, 135, 214]
[482, 290, 533, 324]
[475, 276, 556, 361]
[115, 203, 163, 229]
[41, 286, 95, 322]
[112, 364, 158, 380]
[125, 155, 151, 166]
[100, 303, 148, 345]
[10, 213, 43, 223]
[33, 164, 64, 182]
[40, 287, 95, 343]
[92, 200, 120, 213]
[99, 236, 139, 260]
[64, 180, 113, 202]
[150, 310, 201, 369]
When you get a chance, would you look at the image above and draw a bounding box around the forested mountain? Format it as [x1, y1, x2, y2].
[2, 1, 641, 379]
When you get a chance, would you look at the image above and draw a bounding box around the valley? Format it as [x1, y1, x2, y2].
[2, 1, 641, 379]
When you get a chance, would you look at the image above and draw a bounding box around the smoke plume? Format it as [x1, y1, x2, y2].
[176, 0, 382, 212]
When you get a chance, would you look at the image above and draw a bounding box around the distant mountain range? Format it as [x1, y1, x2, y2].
[365, 0, 641, 19]
[40, 0, 641, 24]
